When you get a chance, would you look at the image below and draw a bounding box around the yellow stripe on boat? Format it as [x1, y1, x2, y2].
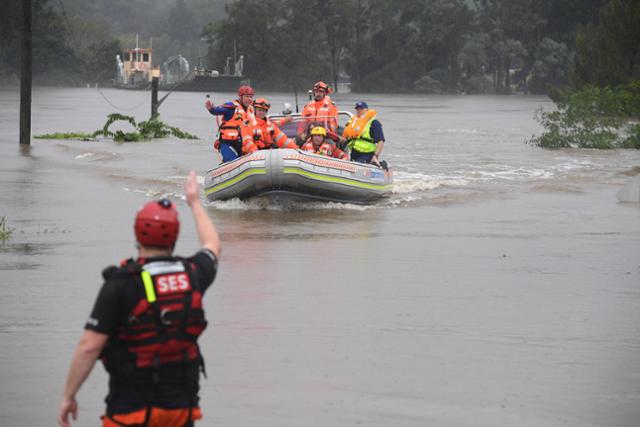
[282, 167, 392, 191]
[205, 168, 267, 194]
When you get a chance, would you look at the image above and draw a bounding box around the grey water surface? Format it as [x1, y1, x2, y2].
[1, 87, 639, 426]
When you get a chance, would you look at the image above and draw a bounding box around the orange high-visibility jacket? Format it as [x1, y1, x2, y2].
[252, 117, 297, 149]
[301, 139, 348, 160]
[300, 96, 338, 132]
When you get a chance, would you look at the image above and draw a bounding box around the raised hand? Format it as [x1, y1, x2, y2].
[185, 171, 200, 207]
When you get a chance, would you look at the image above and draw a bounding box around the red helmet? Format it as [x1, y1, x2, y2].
[237, 85, 254, 97]
[313, 81, 329, 92]
[134, 198, 180, 247]
[253, 97, 271, 111]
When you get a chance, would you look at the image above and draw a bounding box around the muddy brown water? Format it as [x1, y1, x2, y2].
[1, 87, 639, 426]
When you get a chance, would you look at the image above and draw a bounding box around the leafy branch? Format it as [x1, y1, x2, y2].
[35, 114, 198, 143]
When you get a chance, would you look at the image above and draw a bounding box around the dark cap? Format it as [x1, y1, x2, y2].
[355, 101, 368, 109]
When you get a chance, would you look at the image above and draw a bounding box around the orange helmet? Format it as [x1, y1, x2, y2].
[237, 85, 254, 97]
[310, 126, 327, 136]
[313, 81, 329, 93]
[253, 98, 271, 111]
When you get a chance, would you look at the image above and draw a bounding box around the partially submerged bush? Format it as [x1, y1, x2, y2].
[0, 216, 12, 241]
[35, 114, 198, 142]
[529, 81, 640, 149]
[414, 75, 444, 94]
[464, 75, 494, 94]
[34, 132, 96, 141]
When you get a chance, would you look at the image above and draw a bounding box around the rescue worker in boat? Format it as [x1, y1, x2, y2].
[341, 101, 386, 167]
[205, 85, 258, 162]
[251, 97, 298, 150]
[298, 81, 339, 141]
[57, 171, 220, 427]
[301, 126, 349, 160]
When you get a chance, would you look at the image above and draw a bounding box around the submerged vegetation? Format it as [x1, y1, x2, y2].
[0, 216, 12, 241]
[530, 82, 640, 149]
[35, 114, 198, 142]
[529, 0, 640, 149]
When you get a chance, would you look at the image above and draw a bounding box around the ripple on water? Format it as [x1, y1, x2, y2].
[0, 242, 53, 256]
[530, 183, 583, 194]
[0, 320, 46, 334]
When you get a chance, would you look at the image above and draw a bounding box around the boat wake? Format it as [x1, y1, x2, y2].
[204, 198, 373, 211]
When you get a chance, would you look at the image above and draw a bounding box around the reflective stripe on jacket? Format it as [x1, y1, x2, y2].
[301, 140, 349, 160]
[301, 96, 338, 131]
[253, 118, 296, 149]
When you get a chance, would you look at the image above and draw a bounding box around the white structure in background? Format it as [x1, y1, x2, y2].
[162, 55, 191, 85]
[234, 55, 244, 76]
[115, 55, 126, 85]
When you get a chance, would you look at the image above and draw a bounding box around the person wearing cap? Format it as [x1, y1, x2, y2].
[342, 101, 386, 166]
[205, 85, 258, 162]
[251, 98, 297, 150]
[299, 81, 339, 139]
[301, 126, 349, 160]
[57, 171, 220, 427]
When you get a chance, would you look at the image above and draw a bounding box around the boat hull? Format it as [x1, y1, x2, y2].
[204, 149, 393, 204]
[169, 75, 249, 92]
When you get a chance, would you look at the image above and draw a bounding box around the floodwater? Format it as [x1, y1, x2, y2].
[1, 87, 639, 427]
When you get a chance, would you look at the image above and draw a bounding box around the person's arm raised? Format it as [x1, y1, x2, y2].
[185, 171, 221, 258]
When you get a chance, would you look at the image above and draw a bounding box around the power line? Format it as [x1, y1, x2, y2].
[96, 85, 151, 112]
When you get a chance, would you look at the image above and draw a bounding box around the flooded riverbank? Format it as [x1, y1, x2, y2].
[1, 88, 639, 426]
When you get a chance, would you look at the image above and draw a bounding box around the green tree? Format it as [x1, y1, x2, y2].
[475, 0, 542, 92]
[204, 0, 291, 88]
[168, 0, 197, 43]
[536, 0, 607, 45]
[529, 38, 569, 94]
[417, 0, 472, 92]
[573, 0, 640, 88]
[315, 0, 354, 91]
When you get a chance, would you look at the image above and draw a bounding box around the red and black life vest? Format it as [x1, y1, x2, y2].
[102, 258, 207, 370]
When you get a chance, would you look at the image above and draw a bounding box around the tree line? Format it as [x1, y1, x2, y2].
[1, 0, 638, 94]
[207, 0, 638, 93]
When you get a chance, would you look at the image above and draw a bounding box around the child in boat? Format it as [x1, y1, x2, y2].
[301, 126, 349, 160]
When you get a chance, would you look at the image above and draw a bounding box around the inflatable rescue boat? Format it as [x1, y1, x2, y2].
[204, 148, 393, 204]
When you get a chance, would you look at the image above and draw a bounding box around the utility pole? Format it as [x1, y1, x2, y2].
[151, 77, 159, 117]
[20, 0, 32, 146]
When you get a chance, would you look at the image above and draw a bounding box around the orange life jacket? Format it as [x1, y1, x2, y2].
[253, 117, 296, 149]
[343, 109, 377, 140]
[301, 96, 338, 131]
[301, 139, 349, 160]
[219, 100, 256, 142]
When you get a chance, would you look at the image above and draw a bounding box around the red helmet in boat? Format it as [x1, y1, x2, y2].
[134, 198, 180, 247]
[253, 98, 271, 111]
[237, 85, 254, 97]
[313, 81, 329, 93]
